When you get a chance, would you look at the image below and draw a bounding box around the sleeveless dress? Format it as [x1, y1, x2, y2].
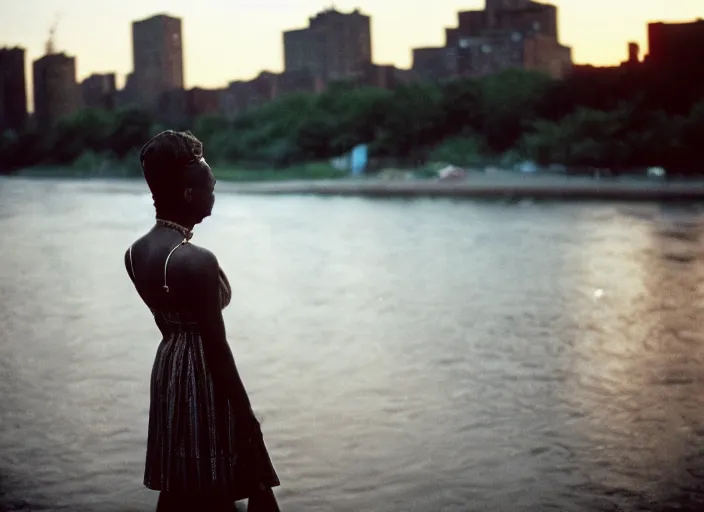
[128, 243, 280, 501]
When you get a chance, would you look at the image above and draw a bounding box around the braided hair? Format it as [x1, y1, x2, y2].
[139, 130, 205, 219]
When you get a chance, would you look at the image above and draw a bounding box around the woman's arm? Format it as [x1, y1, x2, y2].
[187, 248, 254, 416]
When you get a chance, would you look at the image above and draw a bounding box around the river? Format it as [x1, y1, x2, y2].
[1, 177, 704, 512]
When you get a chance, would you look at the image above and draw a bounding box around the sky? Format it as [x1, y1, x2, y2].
[1, 0, 702, 110]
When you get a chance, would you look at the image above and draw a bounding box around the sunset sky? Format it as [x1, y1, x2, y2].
[1, 0, 702, 109]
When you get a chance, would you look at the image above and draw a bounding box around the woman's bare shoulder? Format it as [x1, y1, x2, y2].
[179, 243, 220, 277]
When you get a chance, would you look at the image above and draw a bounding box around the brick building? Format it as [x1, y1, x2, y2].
[283, 8, 372, 84]
[157, 88, 188, 128]
[359, 63, 406, 89]
[647, 19, 704, 70]
[220, 72, 279, 119]
[33, 53, 80, 130]
[486, 0, 558, 38]
[80, 73, 116, 110]
[412, 47, 458, 82]
[218, 70, 327, 120]
[187, 87, 223, 119]
[628, 42, 640, 64]
[0, 47, 28, 133]
[522, 34, 572, 77]
[277, 69, 324, 96]
[114, 73, 138, 108]
[413, 0, 572, 82]
[132, 14, 184, 109]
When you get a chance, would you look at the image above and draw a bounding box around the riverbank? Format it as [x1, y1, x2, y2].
[9, 162, 345, 182]
[5, 171, 704, 201]
[220, 174, 704, 201]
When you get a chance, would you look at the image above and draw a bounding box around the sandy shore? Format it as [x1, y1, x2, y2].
[219, 175, 704, 201]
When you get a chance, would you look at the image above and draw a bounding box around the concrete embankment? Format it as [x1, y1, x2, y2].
[219, 176, 704, 201]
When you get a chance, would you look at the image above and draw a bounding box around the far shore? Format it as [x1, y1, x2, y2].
[218, 174, 704, 201]
[5, 171, 704, 201]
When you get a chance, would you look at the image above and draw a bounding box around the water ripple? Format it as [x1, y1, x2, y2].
[2, 180, 704, 511]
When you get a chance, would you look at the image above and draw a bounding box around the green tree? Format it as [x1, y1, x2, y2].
[48, 108, 114, 164]
[478, 69, 553, 152]
[521, 106, 633, 168]
[110, 106, 153, 159]
[439, 79, 483, 136]
[3, 64, 703, 176]
[375, 82, 444, 161]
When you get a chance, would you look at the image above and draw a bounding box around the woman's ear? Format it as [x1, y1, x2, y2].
[184, 188, 193, 202]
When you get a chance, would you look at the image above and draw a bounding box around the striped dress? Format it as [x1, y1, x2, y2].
[141, 265, 280, 500]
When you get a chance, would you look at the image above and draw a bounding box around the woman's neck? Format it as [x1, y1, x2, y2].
[155, 211, 195, 231]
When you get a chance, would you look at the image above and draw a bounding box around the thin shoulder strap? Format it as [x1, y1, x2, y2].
[128, 245, 136, 281]
[163, 240, 188, 293]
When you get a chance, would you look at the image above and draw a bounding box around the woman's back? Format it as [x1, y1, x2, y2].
[126, 228, 209, 312]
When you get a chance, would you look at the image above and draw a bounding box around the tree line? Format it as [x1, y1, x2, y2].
[1, 65, 703, 176]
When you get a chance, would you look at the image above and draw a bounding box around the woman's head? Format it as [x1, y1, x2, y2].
[140, 130, 215, 225]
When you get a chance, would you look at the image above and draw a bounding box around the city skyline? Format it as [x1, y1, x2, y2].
[1, 0, 702, 111]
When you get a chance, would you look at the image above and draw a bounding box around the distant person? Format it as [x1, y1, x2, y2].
[124, 130, 280, 511]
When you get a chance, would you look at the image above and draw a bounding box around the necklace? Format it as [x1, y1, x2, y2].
[156, 218, 193, 241]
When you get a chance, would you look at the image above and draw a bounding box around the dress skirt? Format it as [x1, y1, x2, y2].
[144, 329, 280, 501]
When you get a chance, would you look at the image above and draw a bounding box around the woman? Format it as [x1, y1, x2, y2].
[124, 130, 280, 511]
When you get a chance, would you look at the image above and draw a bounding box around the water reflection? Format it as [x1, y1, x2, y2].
[565, 204, 704, 509]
